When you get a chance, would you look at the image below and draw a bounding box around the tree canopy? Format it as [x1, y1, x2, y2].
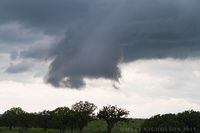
[71, 101, 97, 133]
[97, 105, 130, 133]
[0, 107, 26, 130]
[140, 110, 200, 133]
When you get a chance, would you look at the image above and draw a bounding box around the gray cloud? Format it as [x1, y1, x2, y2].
[20, 43, 53, 60]
[1, 0, 200, 88]
[5, 62, 33, 74]
[0, 22, 43, 45]
[0, 0, 93, 36]
[46, 28, 123, 88]
[10, 51, 18, 61]
[46, 0, 200, 88]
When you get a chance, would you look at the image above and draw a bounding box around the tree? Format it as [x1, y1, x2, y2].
[97, 105, 130, 133]
[28, 112, 39, 128]
[71, 101, 97, 133]
[37, 110, 52, 131]
[140, 114, 185, 133]
[67, 109, 79, 133]
[51, 107, 79, 133]
[52, 107, 70, 133]
[1, 107, 25, 130]
[177, 110, 200, 133]
[18, 112, 32, 130]
[0, 114, 3, 127]
[140, 110, 200, 133]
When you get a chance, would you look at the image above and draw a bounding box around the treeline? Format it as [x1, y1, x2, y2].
[0, 101, 129, 133]
[140, 110, 200, 133]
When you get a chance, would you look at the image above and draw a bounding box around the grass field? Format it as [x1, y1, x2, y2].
[0, 119, 145, 133]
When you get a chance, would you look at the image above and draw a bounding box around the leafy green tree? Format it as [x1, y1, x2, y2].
[38, 110, 52, 131]
[71, 101, 97, 133]
[0, 114, 3, 126]
[1, 107, 25, 130]
[28, 112, 39, 128]
[52, 107, 70, 133]
[97, 105, 129, 133]
[140, 110, 200, 133]
[177, 110, 200, 133]
[18, 112, 32, 130]
[140, 113, 185, 133]
[67, 109, 79, 133]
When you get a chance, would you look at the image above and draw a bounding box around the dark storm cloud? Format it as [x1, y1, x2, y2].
[0, 0, 93, 35]
[122, 1, 200, 62]
[20, 44, 53, 60]
[46, 0, 200, 88]
[46, 26, 123, 88]
[1, 0, 200, 88]
[0, 23, 42, 44]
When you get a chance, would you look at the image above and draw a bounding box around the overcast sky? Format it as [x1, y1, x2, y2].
[0, 0, 200, 118]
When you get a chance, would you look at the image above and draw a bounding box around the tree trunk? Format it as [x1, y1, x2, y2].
[9, 126, 12, 130]
[62, 128, 66, 133]
[79, 127, 83, 133]
[44, 127, 47, 132]
[107, 127, 112, 133]
[107, 124, 114, 133]
[71, 127, 74, 133]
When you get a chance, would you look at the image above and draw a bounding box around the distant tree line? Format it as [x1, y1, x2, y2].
[0, 101, 129, 133]
[140, 110, 200, 133]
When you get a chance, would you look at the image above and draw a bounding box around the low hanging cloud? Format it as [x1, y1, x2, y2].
[46, 26, 123, 88]
[45, 0, 200, 88]
[1, 0, 200, 88]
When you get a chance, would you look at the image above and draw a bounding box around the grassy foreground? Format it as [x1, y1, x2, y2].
[0, 119, 145, 133]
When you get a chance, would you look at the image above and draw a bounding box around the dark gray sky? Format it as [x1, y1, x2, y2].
[0, 0, 200, 88]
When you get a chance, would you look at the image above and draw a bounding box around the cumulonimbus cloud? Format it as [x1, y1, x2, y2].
[1, 0, 200, 88]
[45, 0, 200, 88]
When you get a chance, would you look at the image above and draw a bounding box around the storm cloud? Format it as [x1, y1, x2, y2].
[1, 0, 200, 88]
[10, 51, 18, 61]
[5, 62, 32, 74]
